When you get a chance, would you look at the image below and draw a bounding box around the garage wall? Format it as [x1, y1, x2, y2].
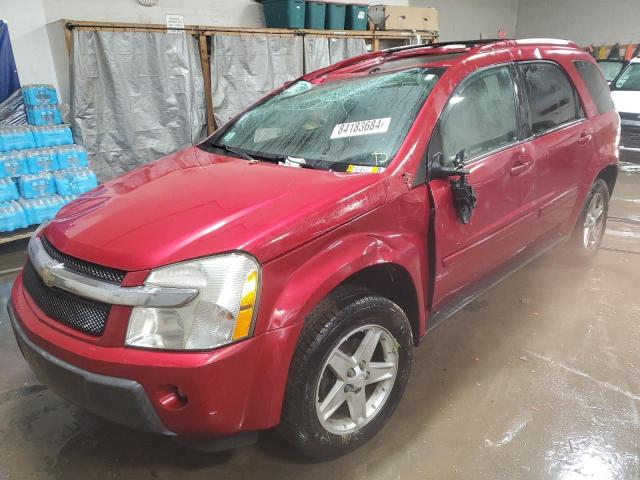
[40, 0, 410, 28]
[409, 0, 519, 41]
[516, 0, 640, 46]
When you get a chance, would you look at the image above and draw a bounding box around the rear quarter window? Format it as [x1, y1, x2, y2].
[574, 61, 616, 115]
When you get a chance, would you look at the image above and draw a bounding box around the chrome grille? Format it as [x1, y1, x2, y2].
[22, 260, 110, 337]
[39, 236, 126, 285]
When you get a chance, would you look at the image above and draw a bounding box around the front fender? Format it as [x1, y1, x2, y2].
[268, 233, 398, 332]
[256, 188, 430, 336]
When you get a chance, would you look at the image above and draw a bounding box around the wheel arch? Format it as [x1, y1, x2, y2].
[332, 263, 420, 344]
[596, 164, 618, 196]
[262, 233, 427, 338]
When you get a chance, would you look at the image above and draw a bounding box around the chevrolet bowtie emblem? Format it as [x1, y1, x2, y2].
[40, 264, 56, 288]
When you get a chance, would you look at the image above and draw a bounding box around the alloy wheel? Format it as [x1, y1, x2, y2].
[583, 191, 605, 249]
[315, 325, 399, 435]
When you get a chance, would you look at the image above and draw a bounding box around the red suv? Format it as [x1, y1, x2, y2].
[9, 39, 618, 459]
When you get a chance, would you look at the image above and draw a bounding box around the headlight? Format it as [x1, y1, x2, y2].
[125, 253, 260, 350]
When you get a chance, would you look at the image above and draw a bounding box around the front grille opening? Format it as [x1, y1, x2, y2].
[22, 260, 110, 337]
[40, 236, 127, 285]
[621, 124, 640, 149]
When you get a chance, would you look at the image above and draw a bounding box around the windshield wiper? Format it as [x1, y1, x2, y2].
[252, 153, 321, 169]
[208, 142, 255, 161]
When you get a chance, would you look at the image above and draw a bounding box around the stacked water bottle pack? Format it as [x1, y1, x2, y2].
[0, 85, 98, 233]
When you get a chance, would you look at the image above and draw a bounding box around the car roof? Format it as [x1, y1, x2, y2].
[305, 38, 583, 81]
[629, 57, 640, 64]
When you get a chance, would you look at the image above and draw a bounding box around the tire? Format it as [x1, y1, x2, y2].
[568, 178, 609, 261]
[279, 286, 413, 460]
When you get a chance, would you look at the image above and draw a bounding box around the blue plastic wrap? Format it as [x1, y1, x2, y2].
[25, 148, 59, 174]
[0, 200, 28, 232]
[19, 195, 65, 225]
[53, 167, 98, 196]
[0, 177, 19, 202]
[18, 172, 55, 199]
[0, 151, 28, 178]
[55, 145, 88, 169]
[27, 105, 62, 126]
[21, 85, 58, 107]
[31, 125, 73, 148]
[0, 126, 35, 152]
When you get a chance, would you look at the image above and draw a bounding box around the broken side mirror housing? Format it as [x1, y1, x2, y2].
[429, 151, 470, 179]
[429, 151, 477, 224]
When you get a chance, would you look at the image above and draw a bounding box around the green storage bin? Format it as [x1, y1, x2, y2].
[345, 3, 368, 30]
[263, 0, 306, 29]
[325, 2, 346, 30]
[305, 1, 326, 29]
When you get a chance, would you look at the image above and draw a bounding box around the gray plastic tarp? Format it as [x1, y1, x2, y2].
[71, 30, 206, 182]
[304, 36, 368, 73]
[304, 35, 330, 73]
[329, 37, 368, 65]
[211, 34, 304, 126]
[211, 35, 367, 125]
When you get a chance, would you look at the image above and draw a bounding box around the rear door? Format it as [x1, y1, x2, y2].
[428, 64, 538, 310]
[515, 61, 593, 237]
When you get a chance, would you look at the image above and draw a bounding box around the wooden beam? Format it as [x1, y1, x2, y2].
[0, 227, 35, 246]
[64, 23, 73, 56]
[198, 34, 216, 135]
[63, 19, 438, 43]
[372, 33, 381, 51]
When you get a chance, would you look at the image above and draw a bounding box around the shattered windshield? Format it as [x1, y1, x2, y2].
[612, 63, 640, 91]
[206, 67, 444, 170]
[597, 60, 624, 83]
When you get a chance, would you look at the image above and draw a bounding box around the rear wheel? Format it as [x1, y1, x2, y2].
[279, 287, 413, 460]
[569, 179, 609, 260]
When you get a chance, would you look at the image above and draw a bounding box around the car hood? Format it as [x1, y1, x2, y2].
[611, 90, 640, 115]
[45, 147, 388, 271]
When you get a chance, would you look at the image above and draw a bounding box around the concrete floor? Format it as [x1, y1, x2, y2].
[0, 170, 638, 480]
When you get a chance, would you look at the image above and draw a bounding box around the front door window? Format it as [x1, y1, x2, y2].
[436, 65, 518, 165]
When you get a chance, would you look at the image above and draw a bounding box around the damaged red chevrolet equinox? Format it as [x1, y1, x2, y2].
[9, 39, 619, 459]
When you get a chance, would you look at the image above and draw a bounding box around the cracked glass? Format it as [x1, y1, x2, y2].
[210, 67, 444, 170]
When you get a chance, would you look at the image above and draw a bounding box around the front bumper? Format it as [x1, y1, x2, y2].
[10, 275, 303, 437]
[9, 303, 172, 435]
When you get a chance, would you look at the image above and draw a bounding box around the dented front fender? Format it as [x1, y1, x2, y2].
[255, 186, 431, 337]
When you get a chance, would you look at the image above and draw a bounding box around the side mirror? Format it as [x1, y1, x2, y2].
[429, 151, 470, 179]
[429, 150, 477, 224]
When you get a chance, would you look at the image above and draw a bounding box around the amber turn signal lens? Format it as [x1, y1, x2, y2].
[232, 269, 258, 340]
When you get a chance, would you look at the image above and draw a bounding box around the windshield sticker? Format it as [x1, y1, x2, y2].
[330, 118, 391, 139]
[347, 165, 385, 173]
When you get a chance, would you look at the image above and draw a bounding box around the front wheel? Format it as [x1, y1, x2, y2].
[569, 179, 609, 260]
[279, 287, 413, 460]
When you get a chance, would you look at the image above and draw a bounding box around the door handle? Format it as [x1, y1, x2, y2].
[510, 161, 532, 176]
[578, 132, 593, 144]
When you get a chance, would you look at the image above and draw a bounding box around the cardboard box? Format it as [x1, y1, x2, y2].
[370, 5, 438, 32]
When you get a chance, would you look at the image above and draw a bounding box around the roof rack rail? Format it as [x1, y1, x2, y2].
[383, 38, 510, 54]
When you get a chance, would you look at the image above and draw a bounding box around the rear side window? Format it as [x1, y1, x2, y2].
[574, 61, 615, 114]
[436, 65, 518, 164]
[518, 62, 582, 135]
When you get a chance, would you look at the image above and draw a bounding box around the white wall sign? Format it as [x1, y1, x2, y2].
[165, 14, 184, 32]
